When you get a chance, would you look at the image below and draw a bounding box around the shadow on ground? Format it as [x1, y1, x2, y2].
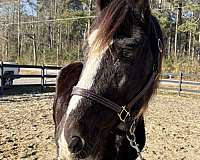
[0, 86, 55, 96]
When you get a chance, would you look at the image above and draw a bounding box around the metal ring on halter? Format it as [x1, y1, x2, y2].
[129, 119, 136, 135]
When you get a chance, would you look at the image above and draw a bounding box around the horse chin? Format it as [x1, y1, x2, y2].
[73, 150, 90, 159]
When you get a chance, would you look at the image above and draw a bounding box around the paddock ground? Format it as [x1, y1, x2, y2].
[0, 93, 199, 160]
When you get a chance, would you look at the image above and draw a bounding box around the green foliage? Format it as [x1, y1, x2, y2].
[64, 48, 83, 63]
[1, 0, 200, 70]
[152, 10, 170, 32]
[162, 56, 200, 74]
[184, 3, 200, 12]
[163, 57, 176, 72]
[178, 20, 198, 33]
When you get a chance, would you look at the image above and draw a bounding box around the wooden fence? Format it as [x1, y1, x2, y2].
[0, 62, 200, 95]
[160, 72, 200, 95]
[0, 62, 61, 94]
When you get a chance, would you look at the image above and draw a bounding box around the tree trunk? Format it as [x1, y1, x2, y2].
[59, 25, 63, 65]
[198, 31, 200, 61]
[56, 44, 59, 66]
[167, 36, 171, 58]
[167, 20, 173, 58]
[174, 2, 182, 60]
[33, 34, 37, 65]
[188, 31, 192, 59]
[192, 33, 195, 60]
[174, 8, 179, 60]
[1, 43, 4, 60]
[177, 2, 182, 56]
[17, 0, 21, 61]
[87, 0, 93, 34]
[6, 37, 9, 61]
[199, 31, 200, 44]
[43, 47, 46, 65]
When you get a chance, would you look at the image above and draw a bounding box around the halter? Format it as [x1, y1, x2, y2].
[71, 18, 163, 160]
[71, 71, 158, 122]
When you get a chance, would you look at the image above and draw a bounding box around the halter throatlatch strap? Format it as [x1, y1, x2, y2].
[127, 71, 158, 109]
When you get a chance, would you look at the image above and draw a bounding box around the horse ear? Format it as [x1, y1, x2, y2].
[127, 0, 150, 10]
[53, 62, 83, 127]
[96, 0, 111, 12]
[127, 0, 151, 30]
[127, 0, 150, 19]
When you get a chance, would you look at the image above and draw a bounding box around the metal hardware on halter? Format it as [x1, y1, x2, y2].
[126, 134, 143, 160]
[118, 106, 130, 123]
[129, 119, 136, 135]
[125, 119, 144, 160]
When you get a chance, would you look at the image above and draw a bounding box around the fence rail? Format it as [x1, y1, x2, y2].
[160, 80, 200, 94]
[0, 62, 61, 94]
[160, 71, 200, 95]
[0, 62, 200, 95]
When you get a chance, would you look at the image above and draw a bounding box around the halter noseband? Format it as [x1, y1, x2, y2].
[71, 71, 158, 123]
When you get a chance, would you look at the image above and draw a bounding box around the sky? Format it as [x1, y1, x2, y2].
[21, 0, 37, 16]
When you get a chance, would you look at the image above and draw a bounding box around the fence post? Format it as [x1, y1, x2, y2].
[178, 71, 183, 96]
[0, 61, 4, 95]
[41, 65, 45, 92]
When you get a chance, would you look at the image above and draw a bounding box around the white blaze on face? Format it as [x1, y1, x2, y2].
[66, 29, 103, 118]
[58, 29, 105, 159]
[58, 130, 72, 160]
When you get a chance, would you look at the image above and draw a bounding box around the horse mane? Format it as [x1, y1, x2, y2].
[136, 16, 164, 118]
[89, 0, 151, 57]
[89, 0, 130, 55]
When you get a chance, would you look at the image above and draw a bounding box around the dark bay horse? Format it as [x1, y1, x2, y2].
[53, 0, 163, 159]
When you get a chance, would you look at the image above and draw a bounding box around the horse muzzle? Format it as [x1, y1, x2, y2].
[68, 136, 85, 154]
[67, 135, 92, 159]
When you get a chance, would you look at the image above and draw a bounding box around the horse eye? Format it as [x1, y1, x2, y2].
[121, 49, 134, 58]
[120, 51, 135, 64]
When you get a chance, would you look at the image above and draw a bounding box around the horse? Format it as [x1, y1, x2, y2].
[53, 0, 163, 159]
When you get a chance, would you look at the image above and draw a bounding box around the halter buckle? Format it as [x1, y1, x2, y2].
[118, 106, 130, 123]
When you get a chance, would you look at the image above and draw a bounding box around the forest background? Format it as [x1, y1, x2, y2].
[0, 0, 199, 74]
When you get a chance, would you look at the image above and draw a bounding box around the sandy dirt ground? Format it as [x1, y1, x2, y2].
[0, 93, 199, 160]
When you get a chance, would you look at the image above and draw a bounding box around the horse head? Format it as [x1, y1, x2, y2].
[54, 0, 163, 159]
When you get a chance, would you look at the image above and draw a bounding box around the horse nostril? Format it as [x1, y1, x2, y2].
[68, 136, 84, 154]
